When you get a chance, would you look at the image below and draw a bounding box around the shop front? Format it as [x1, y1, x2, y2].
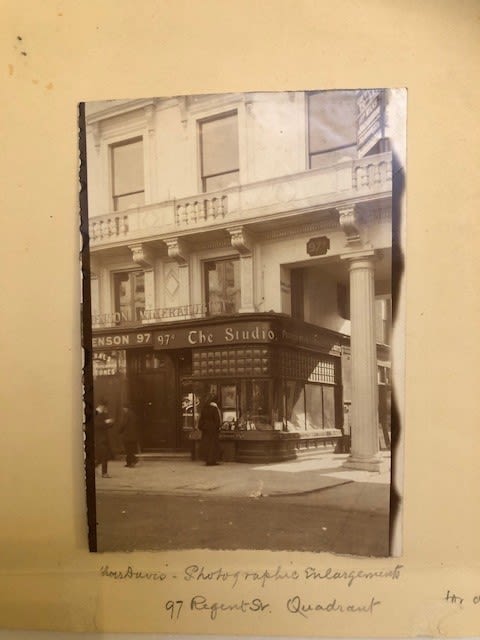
[91, 313, 347, 462]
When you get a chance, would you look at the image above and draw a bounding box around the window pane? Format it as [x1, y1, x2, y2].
[203, 170, 239, 192]
[322, 385, 336, 429]
[308, 91, 357, 154]
[246, 380, 271, 429]
[201, 113, 239, 177]
[133, 272, 145, 321]
[113, 271, 145, 322]
[206, 259, 240, 315]
[286, 381, 306, 430]
[112, 138, 144, 197]
[114, 191, 145, 211]
[305, 384, 323, 430]
[114, 272, 132, 320]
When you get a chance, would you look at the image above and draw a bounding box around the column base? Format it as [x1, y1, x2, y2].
[343, 455, 388, 473]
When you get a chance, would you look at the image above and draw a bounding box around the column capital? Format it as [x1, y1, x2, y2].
[340, 248, 376, 268]
[228, 226, 253, 255]
[129, 243, 155, 268]
[164, 237, 188, 264]
[338, 204, 361, 245]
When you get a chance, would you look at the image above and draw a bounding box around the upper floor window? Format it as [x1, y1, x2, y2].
[199, 112, 239, 192]
[308, 91, 357, 168]
[113, 270, 145, 323]
[111, 137, 145, 211]
[204, 258, 240, 315]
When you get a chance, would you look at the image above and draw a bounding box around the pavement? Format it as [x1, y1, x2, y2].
[96, 450, 391, 504]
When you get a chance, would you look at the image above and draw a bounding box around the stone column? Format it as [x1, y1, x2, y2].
[342, 251, 384, 471]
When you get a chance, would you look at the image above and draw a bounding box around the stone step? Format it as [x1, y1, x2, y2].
[137, 451, 191, 462]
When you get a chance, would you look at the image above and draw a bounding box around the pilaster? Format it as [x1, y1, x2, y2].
[228, 226, 256, 312]
[164, 238, 190, 308]
[129, 243, 156, 316]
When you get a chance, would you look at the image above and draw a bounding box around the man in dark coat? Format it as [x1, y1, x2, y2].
[198, 395, 222, 466]
[119, 403, 139, 468]
[94, 400, 114, 478]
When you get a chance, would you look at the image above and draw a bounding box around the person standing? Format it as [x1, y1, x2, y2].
[198, 394, 222, 466]
[94, 400, 114, 478]
[119, 403, 139, 468]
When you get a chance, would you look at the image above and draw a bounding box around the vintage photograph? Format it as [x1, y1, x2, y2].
[81, 89, 405, 555]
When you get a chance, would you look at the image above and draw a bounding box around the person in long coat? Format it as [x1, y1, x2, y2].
[94, 401, 114, 477]
[198, 395, 222, 466]
[119, 403, 139, 467]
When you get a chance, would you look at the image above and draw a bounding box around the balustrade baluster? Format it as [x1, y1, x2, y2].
[206, 198, 213, 219]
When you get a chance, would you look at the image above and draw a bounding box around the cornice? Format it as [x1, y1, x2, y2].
[86, 98, 157, 125]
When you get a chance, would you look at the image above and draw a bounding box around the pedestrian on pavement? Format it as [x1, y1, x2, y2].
[119, 402, 139, 468]
[95, 400, 114, 478]
[198, 394, 222, 466]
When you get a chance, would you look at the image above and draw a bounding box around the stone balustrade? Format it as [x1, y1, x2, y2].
[90, 214, 129, 242]
[175, 194, 229, 226]
[353, 155, 392, 191]
[88, 152, 391, 247]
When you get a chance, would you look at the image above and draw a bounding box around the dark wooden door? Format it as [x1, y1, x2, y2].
[130, 358, 177, 451]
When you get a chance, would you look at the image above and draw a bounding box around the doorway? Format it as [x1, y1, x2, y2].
[128, 351, 177, 451]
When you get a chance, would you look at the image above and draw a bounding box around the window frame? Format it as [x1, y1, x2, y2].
[112, 269, 146, 324]
[198, 110, 240, 193]
[110, 136, 145, 212]
[203, 256, 241, 316]
[306, 90, 358, 169]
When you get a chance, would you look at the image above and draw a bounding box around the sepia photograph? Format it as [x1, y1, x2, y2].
[81, 89, 405, 556]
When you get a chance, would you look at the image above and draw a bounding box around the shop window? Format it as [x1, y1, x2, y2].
[111, 137, 145, 211]
[245, 380, 271, 429]
[322, 385, 336, 430]
[286, 381, 306, 430]
[204, 258, 241, 315]
[113, 271, 145, 323]
[92, 350, 127, 378]
[305, 384, 323, 430]
[199, 112, 239, 192]
[308, 91, 357, 168]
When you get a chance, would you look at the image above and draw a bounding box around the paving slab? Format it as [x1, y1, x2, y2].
[95, 451, 391, 498]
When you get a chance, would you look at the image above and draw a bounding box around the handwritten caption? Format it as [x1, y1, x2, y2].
[445, 589, 480, 607]
[99, 563, 403, 621]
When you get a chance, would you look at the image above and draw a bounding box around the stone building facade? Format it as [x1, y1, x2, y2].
[84, 89, 401, 466]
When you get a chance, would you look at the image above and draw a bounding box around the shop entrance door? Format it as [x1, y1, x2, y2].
[129, 354, 177, 451]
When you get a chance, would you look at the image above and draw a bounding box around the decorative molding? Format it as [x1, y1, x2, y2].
[89, 122, 101, 150]
[177, 96, 188, 128]
[144, 101, 156, 134]
[89, 255, 101, 277]
[164, 237, 188, 264]
[86, 98, 157, 125]
[257, 219, 337, 241]
[228, 226, 253, 255]
[338, 205, 361, 245]
[129, 243, 155, 268]
[191, 238, 232, 251]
